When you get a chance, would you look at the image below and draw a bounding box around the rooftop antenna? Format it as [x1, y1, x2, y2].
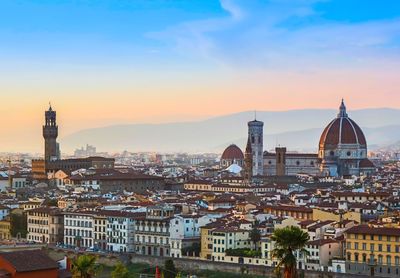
[254, 110, 257, 120]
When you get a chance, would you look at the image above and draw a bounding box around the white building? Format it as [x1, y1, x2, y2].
[64, 211, 95, 249]
[169, 214, 215, 258]
[105, 211, 137, 253]
[135, 205, 174, 257]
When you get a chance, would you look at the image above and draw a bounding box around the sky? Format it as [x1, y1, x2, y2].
[1, 0, 400, 152]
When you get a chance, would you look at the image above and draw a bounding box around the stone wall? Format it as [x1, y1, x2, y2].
[46, 248, 370, 278]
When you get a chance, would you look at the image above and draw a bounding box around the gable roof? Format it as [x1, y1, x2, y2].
[0, 250, 58, 272]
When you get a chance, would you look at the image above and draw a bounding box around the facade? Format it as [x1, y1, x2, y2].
[264, 147, 319, 176]
[220, 144, 244, 168]
[345, 225, 400, 277]
[169, 214, 213, 258]
[70, 169, 165, 193]
[0, 205, 10, 221]
[105, 211, 137, 253]
[200, 222, 218, 260]
[11, 175, 28, 190]
[64, 212, 95, 249]
[135, 205, 173, 257]
[0, 217, 11, 240]
[26, 207, 63, 244]
[319, 100, 375, 177]
[301, 239, 341, 271]
[247, 119, 264, 176]
[93, 214, 107, 251]
[211, 227, 252, 262]
[263, 205, 313, 220]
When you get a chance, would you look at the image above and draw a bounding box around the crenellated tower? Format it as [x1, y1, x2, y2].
[43, 104, 59, 161]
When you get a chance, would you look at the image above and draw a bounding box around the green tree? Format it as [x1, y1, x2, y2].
[249, 227, 261, 250]
[163, 259, 177, 278]
[10, 211, 27, 238]
[72, 254, 102, 278]
[111, 262, 130, 278]
[271, 226, 309, 278]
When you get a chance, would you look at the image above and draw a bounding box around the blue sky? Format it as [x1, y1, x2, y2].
[1, 0, 400, 152]
[1, 0, 399, 70]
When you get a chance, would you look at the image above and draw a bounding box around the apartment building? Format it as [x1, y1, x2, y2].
[135, 205, 174, 256]
[105, 210, 138, 253]
[345, 225, 400, 277]
[211, 227, 252, 262]
[169, 214, 214, 258]
[63, 211, 95, 249]
[27, 207, 63, 244]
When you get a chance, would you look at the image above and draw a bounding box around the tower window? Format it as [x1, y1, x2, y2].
[347, 151, 351, 156]
[330, 151, 335, 156]
[251, 136, 255, 144]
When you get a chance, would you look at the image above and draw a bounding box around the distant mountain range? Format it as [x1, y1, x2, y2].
[60, 108, 400, 153]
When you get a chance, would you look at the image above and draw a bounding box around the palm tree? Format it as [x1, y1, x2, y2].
[249, 227, 261, 250]
[72, 254, 102, 278]
[271, 226, 309, 278]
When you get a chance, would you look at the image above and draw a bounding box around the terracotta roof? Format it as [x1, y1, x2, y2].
[263, 204, 313, 213]
[0, 250, 58, 272]
[221, 144, 244, 160]
[346, 225, 400, 236]
[319, 113, 367, 149]
[359, 159, 375, 168]
[70, 169, 164, 181]
[307, 238, 339, 246]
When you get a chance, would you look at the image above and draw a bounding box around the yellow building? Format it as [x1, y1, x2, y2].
[211, 227, 251, 262]
[27, 207, 63, 244]
[312, 208, 361, 224]
[0, 218, 11, 240]
[200, 223, 217, 260]
[345, 225, 400, 277]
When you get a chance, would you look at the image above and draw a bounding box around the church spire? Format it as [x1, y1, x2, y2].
[338, 98, 348, 118]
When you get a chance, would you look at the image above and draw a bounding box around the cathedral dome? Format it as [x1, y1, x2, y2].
[221, 144, 244, 160]
[319, 100, 367, 150]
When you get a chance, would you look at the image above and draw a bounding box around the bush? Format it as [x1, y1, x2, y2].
[225, 248, 261, 258]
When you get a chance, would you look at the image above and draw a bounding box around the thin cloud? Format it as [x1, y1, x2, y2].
[147, 0, 400, 71]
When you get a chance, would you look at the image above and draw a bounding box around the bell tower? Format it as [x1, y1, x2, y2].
[248, 117, 264, 176]
[43, 104, 59, 161]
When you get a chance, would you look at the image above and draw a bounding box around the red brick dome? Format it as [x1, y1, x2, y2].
[319, 100, 367, 149]
[221, 144, 244, 160]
